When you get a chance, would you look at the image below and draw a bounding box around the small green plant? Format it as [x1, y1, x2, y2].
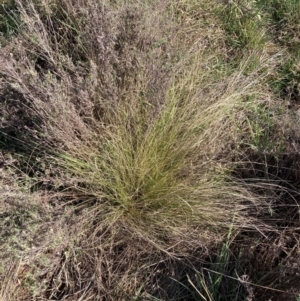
[244, 104, 276, 154]
[169, 224, 251, 301]
[22, 272, 37, 295]
[221, 0, 267, 53]
[0, 0, 19, 39]
[256, 0, 300, 54]
[275, 56, 300, 100]
[131, 286, 143, 301]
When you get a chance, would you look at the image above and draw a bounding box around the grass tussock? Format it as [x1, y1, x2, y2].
[1, 0, 300, 300]
[57, 52, 273, 243]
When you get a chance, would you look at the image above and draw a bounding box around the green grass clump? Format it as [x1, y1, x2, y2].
[254, 0, 300, 101]
[57, 50, 269, 247]
[274, 56, 300, 101]
[180, 230, 250, 301]
[257, 0, 300, 54]
[221, 0, 268, 54]
[0, 0, 19, 40]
